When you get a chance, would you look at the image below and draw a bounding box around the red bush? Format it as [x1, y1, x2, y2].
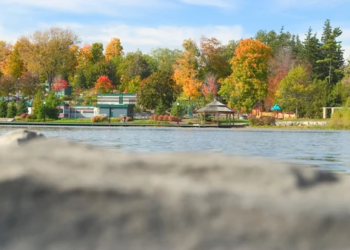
[20, 113, 27, 119]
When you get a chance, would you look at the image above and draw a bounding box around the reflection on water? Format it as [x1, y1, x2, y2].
[1, 126, 350, 173]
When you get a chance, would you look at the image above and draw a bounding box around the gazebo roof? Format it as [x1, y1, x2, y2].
[197, 99, 234, 114]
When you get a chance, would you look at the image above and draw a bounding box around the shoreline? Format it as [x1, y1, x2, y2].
[0, 121, 248, 129]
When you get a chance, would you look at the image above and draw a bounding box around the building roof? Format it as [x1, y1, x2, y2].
[197, 99, 234, 114]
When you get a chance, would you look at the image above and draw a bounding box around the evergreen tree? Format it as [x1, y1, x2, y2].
[44, 91, 60, 119]
[17, 97, 28, 116]
[302, 28, 323, 79]
[0, 98, 7, 117]
[317, 21, 344, 86]
[33, 89, 44, 119]
[6, 100, 17, 118]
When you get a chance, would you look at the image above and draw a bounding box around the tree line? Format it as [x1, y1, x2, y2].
[0, 19, 348, 118]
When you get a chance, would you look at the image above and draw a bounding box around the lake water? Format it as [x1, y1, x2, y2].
[1, 126, 350, 174]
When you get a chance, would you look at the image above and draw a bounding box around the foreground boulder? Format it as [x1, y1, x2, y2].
[0, 129, 44, 146]
[0, 130, 349, 250]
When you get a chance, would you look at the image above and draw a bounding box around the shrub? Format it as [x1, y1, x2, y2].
[26, 114, 35, 120]
[249, 116, 275, 126]
[91, 115, 108, 123]
[110, 117, 122, 123]
[20, 113, 27, 119]
[126, 117, 133, 122]
[328, 108, 350, 129]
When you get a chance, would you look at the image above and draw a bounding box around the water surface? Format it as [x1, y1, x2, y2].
[1, 126, 349, 173]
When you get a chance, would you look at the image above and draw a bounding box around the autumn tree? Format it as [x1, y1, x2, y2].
[275, 65, 313, 117]
[173, 39, 201, 100]
[94, 75, 114, 93]
[77, 44, 93, 68]
[219, 39, 272, 112]
[19, 72, 40, 97]
[202, 74, 218, 100]
[138, 72, 176, 110]
[2, 42, 25, 77]
[105, 38, 124, 60]
[0, 74, 17, 98]
[17, 27, 80, 90]
[0, 41, 12, 74]
[200, 37, 230, 79]
[52, 77, 69, 92]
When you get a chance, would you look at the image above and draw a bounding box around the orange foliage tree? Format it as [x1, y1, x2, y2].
[77, 44, 92, 68]
[95, 75, 113, 93]
[219, 39, 272, 112]
[173, 39, 201, 99]
[105, 38, 124, 60]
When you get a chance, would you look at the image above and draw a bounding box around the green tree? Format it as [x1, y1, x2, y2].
[304, 79, 330, 118]
[148, 48, 182, 76]
[17, 97, 28, 116]
[33, 89, 44, 119]
[6, 100, 17, 118]
[120, 50, 152, 80]
[302, 28, 323, 80]
[317, 20, 344, 86]
[138, 72, 176, 110]
[276, 65, 313, 117]
[91, 43, 104, 63]
[44, 91, 60, 119]
[0, 98, 7, 117]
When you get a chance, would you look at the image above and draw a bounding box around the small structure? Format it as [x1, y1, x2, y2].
[197, 98, 235, 126]
[322, 107, 344, 119]
[58, 104, 97, 119]
[96, 93, 137, 118]
[271, 104, 282, 111]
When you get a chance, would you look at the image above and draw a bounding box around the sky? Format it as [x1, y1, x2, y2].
[0, 0, 349, 60]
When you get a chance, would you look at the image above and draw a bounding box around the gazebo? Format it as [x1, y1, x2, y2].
[197, 98, 235, 126]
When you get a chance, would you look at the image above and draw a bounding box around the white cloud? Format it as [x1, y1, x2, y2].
[78, 23, 244, 52]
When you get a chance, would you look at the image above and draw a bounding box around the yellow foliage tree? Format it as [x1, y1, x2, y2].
[105, 38, 124, 61]
[173, 40, 201, 100]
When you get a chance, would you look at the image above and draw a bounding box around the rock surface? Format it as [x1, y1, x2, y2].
[0, 130, 349, 250]
[0, 129, 45, 146]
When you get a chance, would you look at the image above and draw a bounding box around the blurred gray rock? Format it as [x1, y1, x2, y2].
[0, 130, 349, 250]
[0, 129, 45, 146]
